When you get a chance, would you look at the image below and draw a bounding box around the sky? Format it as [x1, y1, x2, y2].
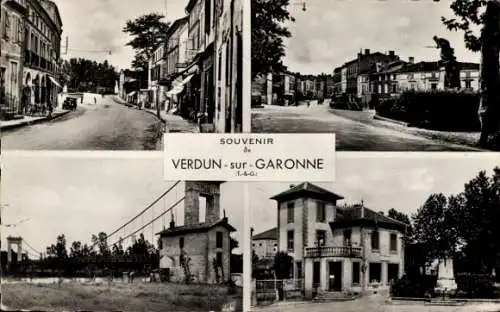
[1, 153, 244, 257]
[284, 0, 481, 75]
[249, 153, 500, 236]
[52, 0, 187, 70]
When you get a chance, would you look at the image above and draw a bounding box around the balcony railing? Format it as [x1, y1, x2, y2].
[305, 246, 362, 258]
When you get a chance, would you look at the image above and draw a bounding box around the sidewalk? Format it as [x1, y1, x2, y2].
[144, 109, 199, 133]
[329, 108, 483, 150]
[0, 108, 70, 131]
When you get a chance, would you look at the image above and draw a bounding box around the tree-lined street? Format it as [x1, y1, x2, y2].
[1, 97, 164, 150]
[251, 104, 479, 151]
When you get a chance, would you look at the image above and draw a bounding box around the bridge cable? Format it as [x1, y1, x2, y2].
[108, 197, 185, 248]
[90, 180, 181, 249]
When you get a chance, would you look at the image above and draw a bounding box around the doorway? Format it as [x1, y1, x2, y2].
[312, 261, 321, 288]
[328, 261, 342, 291]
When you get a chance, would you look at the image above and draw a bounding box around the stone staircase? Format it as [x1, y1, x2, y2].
[312, 290, 358, 302]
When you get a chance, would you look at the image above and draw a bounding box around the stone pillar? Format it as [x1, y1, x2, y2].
[184, 182, 200, 226]
[304, 260, 314, 299]
[320, 259, 328, 292]
[206, 193, 221, 224]
[381, 261, 388, 286]
[7, 242, 12, 263]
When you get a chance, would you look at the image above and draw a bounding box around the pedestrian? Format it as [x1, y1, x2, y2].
[94, 97, 97, 105]
[47, 99, 53, 118]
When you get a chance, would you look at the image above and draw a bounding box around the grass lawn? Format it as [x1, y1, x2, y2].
[2, 281, 242, 312]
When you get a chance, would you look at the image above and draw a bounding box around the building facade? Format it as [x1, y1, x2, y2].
[1, 0, 27, 118]
[214, 0, 244, 133]
[157, 181, 236, 284]
[252, 227, 278, 260]
[22, 0, 62, 114]
[271, 182, 406, 299]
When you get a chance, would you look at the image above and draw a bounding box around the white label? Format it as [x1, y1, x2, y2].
[164, 133, 335, 182]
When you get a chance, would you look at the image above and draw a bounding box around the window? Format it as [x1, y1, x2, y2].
[199, 195, 207, 223]
[343, 229, 352, 245]
[316, 230, 326, 246]
[287, 230, 294, 252]
[216, 231, 223, 248]
[431, 83, 437, 90]
[352, 262, 360, 284]
[4, 12, 11, 40]
[316, 201, 326, 222]
[369, 263, 381, 283]
[371, 230, 379, 251]
[179, 237, 185, 249]
[287, 202, 294, 223]
[390, 233, 397, 252]
[204, 0, 211, 35]
[465, 80, 472, 89]
[392, 84, 397, 93]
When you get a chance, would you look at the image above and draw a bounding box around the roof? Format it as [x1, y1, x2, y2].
[396, 61, 479, 74]
[165, 16, 189, 38]
[156, 218, 236, 237]
[270, 182, 344, 203]
[330, 204, 407, 231]
[253, 228, 277, 240]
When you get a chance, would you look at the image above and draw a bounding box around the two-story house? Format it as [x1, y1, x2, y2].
[157, 181, 236, 284]
[271, 182, 406, 299]
[252, 227, 278, 260]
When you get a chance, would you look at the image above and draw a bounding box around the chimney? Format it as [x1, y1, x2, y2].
[389, 50, 395, 57]
[365, 49, 370, 55]
[360, 200, 365, 218]
[409, 57, 415, 64]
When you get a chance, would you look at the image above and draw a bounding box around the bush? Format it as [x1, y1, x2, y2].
[455, 273, 497, 298]
[390, 274, 437, 298]
[375, 90, 481, 131]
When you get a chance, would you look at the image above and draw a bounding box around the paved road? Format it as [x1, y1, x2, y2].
[2, 96, 164, 150]
[252, 297, 500, 312]
[251, 105, 479, 151]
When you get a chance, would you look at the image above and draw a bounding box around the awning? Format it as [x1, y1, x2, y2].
[166, 85, 184, 96]
[48, 76, 62, 88]
[181, 74, 194, 85]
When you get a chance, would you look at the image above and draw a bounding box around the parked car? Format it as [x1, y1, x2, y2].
[62, 97, 78, 110]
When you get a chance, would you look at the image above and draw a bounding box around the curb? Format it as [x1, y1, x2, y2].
[389, 297, 500, 304]
[373, 114, 409, 126]
[0, 110, 71, 131]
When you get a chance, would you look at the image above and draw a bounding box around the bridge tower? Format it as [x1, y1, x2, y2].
[6, 236, 23, 270]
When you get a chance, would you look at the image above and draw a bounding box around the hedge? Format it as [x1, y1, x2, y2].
[455, 273, 497, 298]
[390, 274, 437, 298]
[375, 90, 481, 131]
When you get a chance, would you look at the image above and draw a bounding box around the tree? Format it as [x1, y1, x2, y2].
[123, 13, 169, 118]
[252, 0, 294, 79]
[441, 0, 500, 148]
[91, 232, 110, 257]
[46, 235, 68, 260]
[412, 194, 460, 264]
[456, 168, 500, 273]
[70, 241, 82, 258]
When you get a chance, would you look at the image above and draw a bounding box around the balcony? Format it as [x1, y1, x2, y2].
[305, 246, 362, 258]
[4, 0, 27, 14]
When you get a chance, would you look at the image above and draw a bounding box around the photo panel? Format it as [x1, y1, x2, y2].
[248, 152, 500, 311]
[0, 153, 243, 312]
[1, 0, 249, 152]
[251, 0, 500, 152]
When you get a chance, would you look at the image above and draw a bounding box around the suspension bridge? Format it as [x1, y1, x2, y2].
[2, 181, 187, 277]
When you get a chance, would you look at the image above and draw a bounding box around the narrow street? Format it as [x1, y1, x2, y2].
[252, 297, 500, 312]
[1, 96, 164, 150]
[251, 104, 480, 151]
